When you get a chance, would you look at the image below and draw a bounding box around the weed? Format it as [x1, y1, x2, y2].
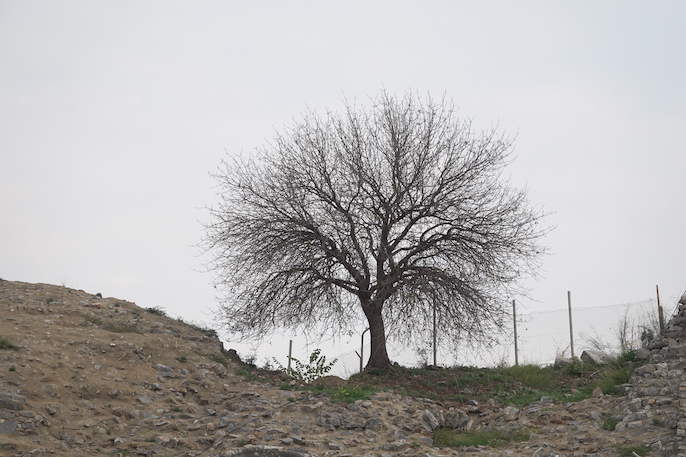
[114, 303, 121, 308]
[0, 338, 18, 350]
[209, 353, 227, 367]
[84, 317, 104, 326]
[9, 365, 16, 372]
[176, 355, 188, 363]
[433, 428, 529, 448]
[236, 368, 255, 381]
[145, 437, 156, 442]
[236, 439, 249, 447]
[602, 418, 618, 431]
[598, 361, 632, 396]
[171, 406, 182, 412]
[114, 449, 132, 456]
[616, 444, 650, 457]
[46, 297, 56, 304]
[326, 386, 374, 404]
[95, 292, 103, 298]
[145, 306, 168, 317]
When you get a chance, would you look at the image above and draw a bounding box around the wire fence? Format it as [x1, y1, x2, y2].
[321, 296, 676, 379]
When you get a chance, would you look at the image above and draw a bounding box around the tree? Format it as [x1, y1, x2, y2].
[203, 91, 547, 370]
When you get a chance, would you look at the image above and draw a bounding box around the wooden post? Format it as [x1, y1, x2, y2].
[287, 340, 293, 375]
[568, 291, 575, 358]
[512, 299, 519, 366]
[657, 285, 665, 335]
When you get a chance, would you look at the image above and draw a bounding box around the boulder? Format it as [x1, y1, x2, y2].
[554, 355, 572, 367]
[580, 350, 614, 365]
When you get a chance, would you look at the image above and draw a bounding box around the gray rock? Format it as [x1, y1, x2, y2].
[0, 419, 18, 434]
[554, 355, 572, 367]
[0, 391, 26, 410]
[580, 350, 614, 365]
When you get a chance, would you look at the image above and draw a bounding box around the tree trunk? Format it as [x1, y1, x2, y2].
[363, 301, 393, 370]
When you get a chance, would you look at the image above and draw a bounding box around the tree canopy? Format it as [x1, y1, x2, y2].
[203, 91, 548, 369]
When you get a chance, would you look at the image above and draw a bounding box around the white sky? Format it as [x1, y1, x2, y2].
[2, 1, 685, 364]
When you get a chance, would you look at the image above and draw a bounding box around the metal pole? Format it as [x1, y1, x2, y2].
[433, 297, 437, 367]
[567, 291, 574, 358]
[512, 299, 519, 366]
[657, 285, 665, 335]
[360, 328, 370, 373]
[287, 340, 293, 375]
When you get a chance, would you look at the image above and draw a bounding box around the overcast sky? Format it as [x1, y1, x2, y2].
[2, 1, 685, 363]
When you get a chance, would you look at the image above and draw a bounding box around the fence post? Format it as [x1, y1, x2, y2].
[567, 291, 575, 358]
[512, 299, 519, 366]
[656, 285, 665, 335]
[433, 297, 437, 367]
[287, 340, 293, 375]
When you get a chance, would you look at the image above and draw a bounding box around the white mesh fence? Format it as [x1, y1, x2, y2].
[325, 298, 671, 379]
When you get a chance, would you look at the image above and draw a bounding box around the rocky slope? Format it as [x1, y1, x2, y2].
[0, 280, 679, 456]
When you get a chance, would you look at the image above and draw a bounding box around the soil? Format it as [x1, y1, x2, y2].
[0, 280, 673, 457]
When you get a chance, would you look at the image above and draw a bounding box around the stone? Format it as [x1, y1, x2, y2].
[0, 419, 18, 434]
[580, 350, 614, 365]
[554, 355, 572, 367]
[0, 391, 26, 410]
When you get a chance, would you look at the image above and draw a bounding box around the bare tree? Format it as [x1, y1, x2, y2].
[203, 91, 548, 370]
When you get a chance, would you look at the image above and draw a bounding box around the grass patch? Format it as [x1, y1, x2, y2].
[103, 322, 141, 333]
[602, 417, 618, 431]
[0, 338, 18, 350]
[616, 444, 650, 457]
[175, 355, 188, 363]
[433, 427, 530, 448]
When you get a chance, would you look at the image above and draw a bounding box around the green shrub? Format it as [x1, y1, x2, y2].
[0, 338, 18, 350]
[273, 348, 337, 383]
[145, 306, 168, 317]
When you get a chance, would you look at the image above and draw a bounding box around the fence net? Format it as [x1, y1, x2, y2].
[326, 298, 669, 379]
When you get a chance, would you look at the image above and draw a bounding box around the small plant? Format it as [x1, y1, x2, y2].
[145, 437, 156, 442]
[236, 439, 249, 447]
[602, 417, 618, 431]
[46, 297, 56, 304]
[209, 353, 227, 367]
[273, 348, 337, 383]
[114, 303, 121, 308]
[145, 306, 168, 317]
[176, 355, 188, 363]
[171, 406, 182, 412]
[115, 449, 132, 456]
[84, 316, 104, 326]
[0, 338, 18, 350]
[95, 292, 103, 298]
[9, 365, 16, 372]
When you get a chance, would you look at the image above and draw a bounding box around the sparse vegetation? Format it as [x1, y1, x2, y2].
[616, 444, 650, 457]
[9, 365, 16, 372]
[433, 427, 530, 448]
[175, 355, 188, 363]
[95, 292, 103, 298]
[145, 306, 168, 317]
[175, 317, 218, 338]
[0, 338, 18, 350]
[103, 322, 141, 333]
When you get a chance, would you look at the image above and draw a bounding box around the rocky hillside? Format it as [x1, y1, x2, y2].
[0, 280, 678, 456]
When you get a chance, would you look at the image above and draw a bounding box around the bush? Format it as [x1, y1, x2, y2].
[274, 348, 337, 383]
[145, 306, 168, 317]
